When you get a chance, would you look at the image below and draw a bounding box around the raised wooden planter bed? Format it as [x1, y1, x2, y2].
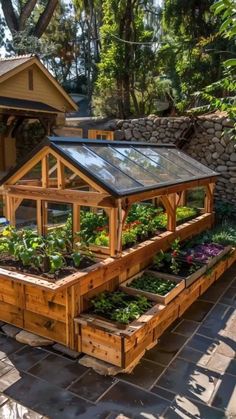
[152, 264, 207, 288]
[74, 248, 236, 370]
[152, 244, 232, 288]
[0, 214, 215, 351]
[120, 270, 185, 304]
[203, 244, 232, 269]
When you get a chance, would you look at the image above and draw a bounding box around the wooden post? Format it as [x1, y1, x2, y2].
[42, 156, 49, 188]
[117, 200, 123, 254]
[204, 183, 215, 214]
[42, 201, 48, 235]
[57, 159, 65, 189]
[10, 197, 16, 226]
[161, 194, 176, 232]
[37, 200, 42, 235]
[72, 204, 80, 245]
[178, 190, 187, 207]
[109, 207, 118, 257]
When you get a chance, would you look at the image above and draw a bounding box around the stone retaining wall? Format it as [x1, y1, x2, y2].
[115, 114, 236, 207]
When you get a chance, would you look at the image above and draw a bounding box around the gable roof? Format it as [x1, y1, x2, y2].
[0, 55, 77, 112]
[0, 137, 219, 198]
[0, 55, 33, 77]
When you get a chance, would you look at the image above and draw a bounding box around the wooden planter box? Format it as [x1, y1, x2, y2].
[120, 270, 185, 304]
[75, 302, 178, 369]
[202, 244, 232, 269]
[88, 244, 110, 259]
[75, 250, 236, 370]
[0, 214, 216, 352]
[151, 264, 207, 288]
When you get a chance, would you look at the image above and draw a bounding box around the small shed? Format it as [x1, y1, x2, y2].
[1, 137, 218, 257]
[0, 55, 77, 173]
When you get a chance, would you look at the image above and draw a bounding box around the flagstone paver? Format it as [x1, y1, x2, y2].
[0, 263, 235, 418]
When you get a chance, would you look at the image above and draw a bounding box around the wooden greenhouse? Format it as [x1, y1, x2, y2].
[0, 137, 233, 371]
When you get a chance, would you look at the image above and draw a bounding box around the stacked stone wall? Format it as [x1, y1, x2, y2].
[115, 114, 236, 206]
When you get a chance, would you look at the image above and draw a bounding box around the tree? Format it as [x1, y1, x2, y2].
[0, 16, 5, 49]
[0, 0, 58, 38]
[73, 0, 103, 110]
[40, 2, 79, 85]
[161, 0, 235, 110]
[193, 0, 236, 136]
[94, 0, 163, 118]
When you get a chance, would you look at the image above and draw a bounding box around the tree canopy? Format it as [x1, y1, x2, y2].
[0, 0, 235, 119]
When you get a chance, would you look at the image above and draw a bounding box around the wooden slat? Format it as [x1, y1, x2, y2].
[4, 147, 50, 185]
[24, 310, 67, 344]
[0, 301, 23, 327]
[123, 177, 217, 205]
[6, 185, 117, 208]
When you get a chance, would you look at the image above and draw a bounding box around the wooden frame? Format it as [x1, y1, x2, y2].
[0, 139, 221, 370]
[3, 145, 216, 257]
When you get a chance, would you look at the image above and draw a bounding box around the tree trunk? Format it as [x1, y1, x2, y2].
[122, 0, 133, 118]
[33, 0, 58, 38]
[1, 0, 18, 34]
[19, 0, 37, 31]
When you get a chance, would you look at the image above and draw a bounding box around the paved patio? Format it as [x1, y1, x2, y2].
[0, 264, 235, 418]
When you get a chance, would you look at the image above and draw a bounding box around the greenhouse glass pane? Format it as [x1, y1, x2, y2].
[162, 148, 212, 175]
[58, 144, 141, 192]
[114, 146, 179, 182]
[91, 146, 161, 186]
[140, 147, 196, 177]
[132, 147, 191, 179]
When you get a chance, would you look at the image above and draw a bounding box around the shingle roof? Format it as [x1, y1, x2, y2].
[0, 55, 33, 77]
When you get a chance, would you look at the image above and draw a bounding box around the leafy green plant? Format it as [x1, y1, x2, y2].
[90, 291, 152, 324]
[94, 231, 109, 247]
[129, 273, 176, 295]
[0, 225, 95, 276]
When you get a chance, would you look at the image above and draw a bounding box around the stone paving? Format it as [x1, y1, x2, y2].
[0, 265, 236, 418]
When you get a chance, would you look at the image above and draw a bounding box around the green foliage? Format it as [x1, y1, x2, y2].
[0, 222, 89, 275]
[215, 201, 235, 222]
[192, 0, 236, 135]
[79, 211, 108, 244]
[85, 204, 198, 249]
[129, 273, 176, 295]
[94, 0, 168, 117]
[90, 291, 152, 324]
[160, 0, 235, 111]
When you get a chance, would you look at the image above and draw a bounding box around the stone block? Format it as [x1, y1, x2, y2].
[53, 343, 80, 359]
[2, 325, 21, 338]
[15, 331, 54, 347]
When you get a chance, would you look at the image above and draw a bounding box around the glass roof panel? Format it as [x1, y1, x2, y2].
[159, 148, 212, 175]
[143, 147, 198, 176]
[91, 146, 161, 186]
[114, 146, 180, 182]
[57, 144, 141, 192]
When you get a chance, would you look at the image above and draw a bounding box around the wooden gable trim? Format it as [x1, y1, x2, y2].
[0, 57, 77, 112]
[3, 146, 50, 186]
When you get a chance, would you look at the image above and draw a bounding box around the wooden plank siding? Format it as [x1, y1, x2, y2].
[0, 64, 71, 113]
